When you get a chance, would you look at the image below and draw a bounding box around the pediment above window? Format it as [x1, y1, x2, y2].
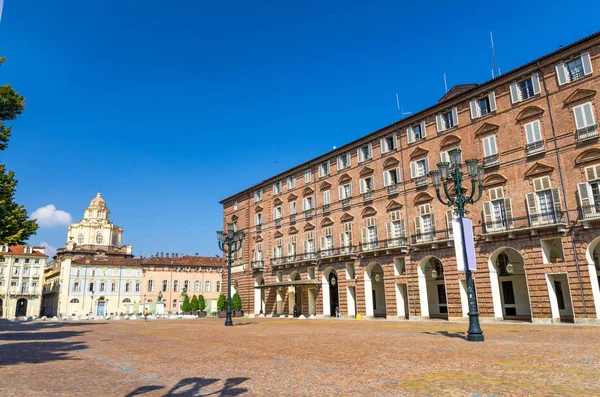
[273, 198, 283, 206]
[255, 205, 263, 212]
[483, 173, 508, 187]
[287, 193, 297, 201]
[386, 200, 403, 211]
[524, 162, 554, 178]
[409, 147, 429, 159]
[440, 134, 461, 149]
[516, 106, 544, 122]
[254, 235, 263, 242]
[575, 148, 600, 165]
[563, 89, 596, 106]
[359, 167, 374, 177]
[474, 122, 500, 137]
[340, 213, 354, 222]
[321, 217, 333, 227]
[288, 227, 298, 235]
[383, 157, 400, 169]
[361, 206, 377, 218]
[320, 181, 332, 191]
[274, 231, 283, 238]
[303, 222, 315, 231]
[231, 214, 238, 221]
[303, 187, 314, 196]
[338, 173, 352, 184]
[414, 192, 433, 205]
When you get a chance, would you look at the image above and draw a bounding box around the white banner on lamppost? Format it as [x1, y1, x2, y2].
[452, 218, 477, 271]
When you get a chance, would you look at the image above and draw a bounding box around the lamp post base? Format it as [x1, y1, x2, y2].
[225, 311, 233, 326]
[467, 312, 484, 342]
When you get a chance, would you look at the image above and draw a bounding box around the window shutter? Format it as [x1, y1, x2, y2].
[581, 52, 593, 76]
[338, 186, 344, 200]
[383, 170, 390, 187]
[573, 105, 586, 129]
[368, 143, 372, 159]
[430, 213, 436, 232]
[583, 103, 595, 127]
[445, 209, 454, 231]
[410, 162, 416, 179]
[324, 190, 330, 205]
[406, 127, 414, 144]
[556, 62, 568, 85]
[392, 132, 397, 150]
[320, 236, 326, 251]
[440, 151, 449, 163]
[525, 123, 533, 143]
[396, 167, 401, 183]
[509, 82, 519, 104]
[452, 107, 459, 126]
[504, 198, 514, 229]
[414, 217, 422, 239]
[361, 227, 368, 244]
[532, 73, 541, 95]
[489, 91, 497, 112]
[469, 100, 478, 119]
[551, 188, 562, 215]
[424, 158, 430, 173]
[578, 181, 593, 207]
[380, 137, 386, 153]
[526, 192, 539, 225]
[386, 223, 392, 240]
[420, 121, 426, 138]
[337, 157, 342, 170]
[436, 114, 443, 132]
[273, 208, 277, 219]
[359, 179, 365, 194]
[357, 148, 361, 162]
[586, 165, 600, 181]
[303, 240, 308, 253]
[483, 201, 494, 231]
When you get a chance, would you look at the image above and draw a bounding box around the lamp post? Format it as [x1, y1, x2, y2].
[429, 148, 485, 342]
[216, 223, 245, 326]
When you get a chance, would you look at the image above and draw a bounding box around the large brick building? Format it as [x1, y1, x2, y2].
[220, 32, 600, 324]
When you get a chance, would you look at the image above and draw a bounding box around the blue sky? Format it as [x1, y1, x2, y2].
[1, 0, 598, 258]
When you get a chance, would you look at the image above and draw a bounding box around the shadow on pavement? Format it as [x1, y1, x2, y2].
[125, 377, 250, 396]
[0, 340, 87, 366]
[0, 330, 88, 341]
[422, 330, 468, 340]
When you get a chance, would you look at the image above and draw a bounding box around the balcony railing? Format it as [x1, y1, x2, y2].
[289, 214, 296, 223]
[323, 204, 330, 214]
[319, 246, 359, 258]
[577, 125, 598, 141]
[9, 287, 37, 295]
[342, 198, 351, 209]
[388, 184, 399, 195]
[275, 218, 281, 227]
[251, 260, 265, 269]
[579, 204, 600, 220]
[482, 210, 565, 235]
[363, 192, 373, 201]
[526, 141, 545, 155]
[270, 252, 318, 266]
[359, 237, 408, 253]
[411, 229, 453, 245]
[304, 209, 313, 218]
[483, 154, 499, 167]
[415, 176, 428, 188]
[255, 225, 262, 233]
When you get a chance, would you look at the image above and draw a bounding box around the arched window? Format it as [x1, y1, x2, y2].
[69, 298, 80, 303]
[122, 298, 131, 303]
[77, 233, 84, 245]
[97, 210, 102, 217]
[96, 233, 104, 244]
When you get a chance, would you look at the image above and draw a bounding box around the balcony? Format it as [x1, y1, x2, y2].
[363, 192, 373, 202]
[342, 198, 351, 209]
[255, 224, 262, 233]
[323, 204, 330, 214]
[9, 287, 38, 296]
[251, 260, 265, 270]
[359, 238, 409, 256]
[270, 252, 318, 268]
[318, 246, 358, 261]
[388, 184, 399, 195]
[526, 141, 545, 156]
[304, 209, 313, 219]
[482, 210, 566, 239]
[415, 176, 428, 188]
[577, 125, 598, 142]
[483, 154, 499, 167]
[579, 205, 600, 228]
[275, 218, 282, 227]
[411, 229, 454, 249]
[289, 214, 296, 223]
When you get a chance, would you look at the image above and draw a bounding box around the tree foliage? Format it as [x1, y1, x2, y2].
[190, 295, 199, 311]
[0, 62, 38, 246]
[232, 292, 242, 311]
[181, 295, 191, 312]
[198, 294, 206, 311]
[217, 294, 227, 312]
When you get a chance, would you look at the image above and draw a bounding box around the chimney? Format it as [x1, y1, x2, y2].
[160, 252, 164, 257]
[195, 253, 199, 257]
[156, 252, 159, 257]
[175, 253, 178, 258]
[166, 253, 170, 258]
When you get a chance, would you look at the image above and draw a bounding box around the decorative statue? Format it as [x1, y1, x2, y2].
[181, 286, 187, 297]
[158, 291, 163, 301]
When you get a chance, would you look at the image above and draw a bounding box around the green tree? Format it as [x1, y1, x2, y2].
[0, 60, 38, 246]
[217, 294, 227, 312]
[181, 295, 191, 312]
[190, 295, 199, 311]
[198, 294, 206, 311]
[232, 292, 242, 311]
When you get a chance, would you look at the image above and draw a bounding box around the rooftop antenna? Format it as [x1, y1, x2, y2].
[443, 73, 448, 93]
[490, 31, 499, 78]
[396, 93, 412, 119]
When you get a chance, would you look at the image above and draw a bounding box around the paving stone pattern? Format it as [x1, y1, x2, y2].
[1, 318, 599, 396]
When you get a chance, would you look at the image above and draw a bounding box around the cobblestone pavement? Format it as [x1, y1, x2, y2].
[1, 318, 600, 396]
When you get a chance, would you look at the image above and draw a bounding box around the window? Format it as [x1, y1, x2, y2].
[147, 280, 154, 292]
[254, 188, 263, 202]
[253, 242, 263, 262]
[14, 258, 19, 263]
[100, 282, 106, 292]
[233, 221, 238, 232]
[440, 147, 462, 164]
[386, 211, 405, 246]
[526, 176, 563, 226]
[273, 181, 282, 195]
[233, 200, 238, 210]
[73, 282, 81, 292]
[174, 280, 179, 292]
[470, 92, 496, 119]
[320, 227, 334, 256]
[125, 282, 131, 292]
[89, 281, 95, 292]
[287, 176, 295, 190]
[406, 121, 426, 144]
[173, 299, 177, 308]
[409, 159, 429, 179]
[305, 168, 312, 183]
[323, 190, 330, 206]
[23, 267, 29, 275]
[556, 52, 593, 85]
[338, 183, 352, 200]
[303, 197, 313, 211]
[483, 187, 514, 232]
[525, 120, 544, 155]
[436, 108, 458, 132]
[273, 206, 282, 220]
[135, 283, 140, 292]
[255, 213, 263, 225]
[95, 233, 104, 244]
[357, 144, 372, 162]
[361, 217, 378, 250]
[482, 135, 498, 165]
[573, 102, 597, 141]
[318, 161, 330, 178]
[205, 281, 211, 292]
[337, 152, 351, 170]
[194, 280, 200, 292]
[287, 236, 297, 257]
[340, 222, 352, 252]
[77, 232, 84, 245]
[509, 73, 541, 103]
[414, 204, 434, 242]
[216, 281, 221, 292]
[359, 176, 374, 195]
[289, 201, 297, 215]
[162, 280, 169, 292]
[578, 164, 600, 218]
[273, 238, 283, 261]
[184, 280, 190, 292]
[380, 133, 397, 154]
[304, 231, 315, 256]
[35, 259, 40, 264]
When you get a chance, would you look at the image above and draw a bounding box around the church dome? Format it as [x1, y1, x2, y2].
[89, 192, 107, 208]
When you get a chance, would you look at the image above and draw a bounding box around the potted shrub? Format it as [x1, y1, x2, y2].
[232, 292, 243, 317]
[217, 294, 227, 318]
[181, 295, 192, 314]
[198, 295, 207, 317]
[191, 295, 199, 314]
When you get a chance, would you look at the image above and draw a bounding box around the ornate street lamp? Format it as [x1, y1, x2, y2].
[430, 148, 485, 342]
[216, 223, 245, 326]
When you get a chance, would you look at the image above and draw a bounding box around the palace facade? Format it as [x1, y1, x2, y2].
[220, 31, 600, 324]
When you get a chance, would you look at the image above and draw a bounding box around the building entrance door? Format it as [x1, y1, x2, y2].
[329, 272, 339, 317]
[97, 301, 106, 316]
[15, 298, 27, 317]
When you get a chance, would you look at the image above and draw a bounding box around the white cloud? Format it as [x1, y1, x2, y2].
[40, 241, 57, 258]
[31, 204, 72, 227]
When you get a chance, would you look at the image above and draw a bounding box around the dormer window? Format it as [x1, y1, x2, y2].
[1, 245, 7, 253]
[24, 246, 31, 254]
